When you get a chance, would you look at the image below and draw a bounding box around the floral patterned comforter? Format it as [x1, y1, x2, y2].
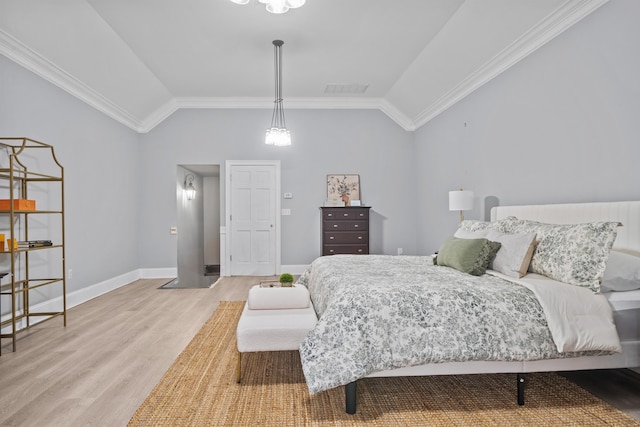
[297, 255, 607, 394]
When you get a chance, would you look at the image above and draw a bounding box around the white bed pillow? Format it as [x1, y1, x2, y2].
[486, 229, 537, 278]
[247, 284, 310, 309]
[601, 251, 640, 292]
[453, 228, 488, 239]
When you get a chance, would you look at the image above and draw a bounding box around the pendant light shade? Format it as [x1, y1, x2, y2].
[265, 40, 291, 146]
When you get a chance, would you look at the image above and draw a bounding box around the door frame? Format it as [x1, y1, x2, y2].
[224, 160, 281, 276]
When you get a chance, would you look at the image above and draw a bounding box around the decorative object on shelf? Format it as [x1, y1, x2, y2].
[327, 174, 360, 207]
[184, 174, 196, 200]
[265, 40, 292, 146]
[18, 240, 53, 248]
[0, 199, 36, 211]
[449, 189, 474, 223]
[229, 0, 306, 15]
[279, 273, 294, 287]
[6, 238, 17, 250]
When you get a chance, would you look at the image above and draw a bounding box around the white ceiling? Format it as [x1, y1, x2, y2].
[0, 0, 607, 133]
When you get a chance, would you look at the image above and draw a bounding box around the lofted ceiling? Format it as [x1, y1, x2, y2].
[0, 0, 607, 133]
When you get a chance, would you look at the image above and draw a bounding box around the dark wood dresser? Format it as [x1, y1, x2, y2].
[321, 206, 371, 255]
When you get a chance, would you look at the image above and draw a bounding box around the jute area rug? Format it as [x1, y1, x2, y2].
[129, 301, 639, 426]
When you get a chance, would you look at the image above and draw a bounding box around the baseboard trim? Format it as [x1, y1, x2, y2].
[1, 268, 177, 332]
[3, 264, 316, 331]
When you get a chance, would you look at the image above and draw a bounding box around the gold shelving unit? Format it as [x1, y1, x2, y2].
[0, 137, 66, 355]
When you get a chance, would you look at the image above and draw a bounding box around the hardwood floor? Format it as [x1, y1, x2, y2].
[1, 277, 639, 426]
[0, 276, 258, 426]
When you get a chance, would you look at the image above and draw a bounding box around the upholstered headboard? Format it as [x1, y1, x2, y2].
[491, 201, 640, 256]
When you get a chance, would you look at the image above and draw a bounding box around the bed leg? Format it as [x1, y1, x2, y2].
[345, 381, 357, 414]
[517, 373, 525, 405]
[237, 351, 242, 383]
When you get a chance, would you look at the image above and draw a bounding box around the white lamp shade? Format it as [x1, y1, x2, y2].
[449, 190, 474, 211]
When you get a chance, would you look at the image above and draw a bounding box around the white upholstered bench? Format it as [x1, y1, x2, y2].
[236, 284, 317, 382]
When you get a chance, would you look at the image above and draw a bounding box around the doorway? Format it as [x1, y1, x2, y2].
[225, 160, 281, 276]
[168, 164, 221, 288]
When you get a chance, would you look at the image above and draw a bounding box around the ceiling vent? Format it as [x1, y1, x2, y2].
[324, 83, 369, 94]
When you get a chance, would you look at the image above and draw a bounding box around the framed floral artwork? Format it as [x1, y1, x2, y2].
[327, 174, 360, 206]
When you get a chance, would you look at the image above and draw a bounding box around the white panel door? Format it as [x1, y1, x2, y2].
[229, 163, 278, 276]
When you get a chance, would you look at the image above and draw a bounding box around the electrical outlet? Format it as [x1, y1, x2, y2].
[397, 248, 403, 255]
[170, 227, 177, 234]
[68, 269, 72, 279]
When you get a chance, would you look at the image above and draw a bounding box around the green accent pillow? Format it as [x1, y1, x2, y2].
[436, 237, 502, 276]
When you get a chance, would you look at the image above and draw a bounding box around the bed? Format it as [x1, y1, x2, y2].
[297, 201, 640, 413]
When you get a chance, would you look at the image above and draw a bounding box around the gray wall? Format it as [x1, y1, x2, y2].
[414, 0, 640, 255]
[203, 175, 220, 266]
[137, 108, 417, 268]
[176, 166, 204, 286]
[0, 54, 140, 297]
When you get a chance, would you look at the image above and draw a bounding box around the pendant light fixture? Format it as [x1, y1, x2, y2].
[265, 40, 291, 146]
[229, 0, 306, 15]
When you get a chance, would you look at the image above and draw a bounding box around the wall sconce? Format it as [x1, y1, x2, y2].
[184, 174, 197, 201]
[449, 189, 474, 223]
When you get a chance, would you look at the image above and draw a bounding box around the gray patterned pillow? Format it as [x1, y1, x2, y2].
[458, 220, 493, 233]
[498, 216, 620, 292]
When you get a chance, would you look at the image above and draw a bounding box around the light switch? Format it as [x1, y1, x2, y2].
[281, 209, 291, 216]
[284, 192, 293, 199]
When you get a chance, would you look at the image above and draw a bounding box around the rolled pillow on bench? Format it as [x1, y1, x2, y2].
[247, 284, 311, 310]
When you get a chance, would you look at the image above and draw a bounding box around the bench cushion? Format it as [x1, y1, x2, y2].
[247, 284, 310, 310]
[236, 302, 317, 352]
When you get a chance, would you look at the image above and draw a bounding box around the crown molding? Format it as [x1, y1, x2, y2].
[0, 29, 144, 131]
[412, 0, 609, 128]
[1, 0, 607, 135]
[139, 96, 415, 133]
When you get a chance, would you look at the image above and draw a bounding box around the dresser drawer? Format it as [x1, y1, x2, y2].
[323, 220, 368, 232]
[323, 231, 368, 244]
[322, 208, 369, 221]
[323, 244, 368, 256]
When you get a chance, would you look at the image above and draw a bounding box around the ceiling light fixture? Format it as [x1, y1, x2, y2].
[229, 0, 306, 15]
[265, 40, 291, 146]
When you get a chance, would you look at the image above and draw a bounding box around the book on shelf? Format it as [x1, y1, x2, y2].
[17, 240, 53, 248]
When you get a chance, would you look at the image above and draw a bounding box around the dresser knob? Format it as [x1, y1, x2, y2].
[358, 249, 363, 253]
[329, 236, 334, 240]
[354, 224, 358, 228]
[358, 236, 362, 240]
[329, 249, 334, 253]
[343, 213, 348, 216]
[333, 224, 338, 228]
[328, 213, 333, 217]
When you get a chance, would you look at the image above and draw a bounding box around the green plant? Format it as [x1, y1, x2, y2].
[279, 273, 294, 287]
